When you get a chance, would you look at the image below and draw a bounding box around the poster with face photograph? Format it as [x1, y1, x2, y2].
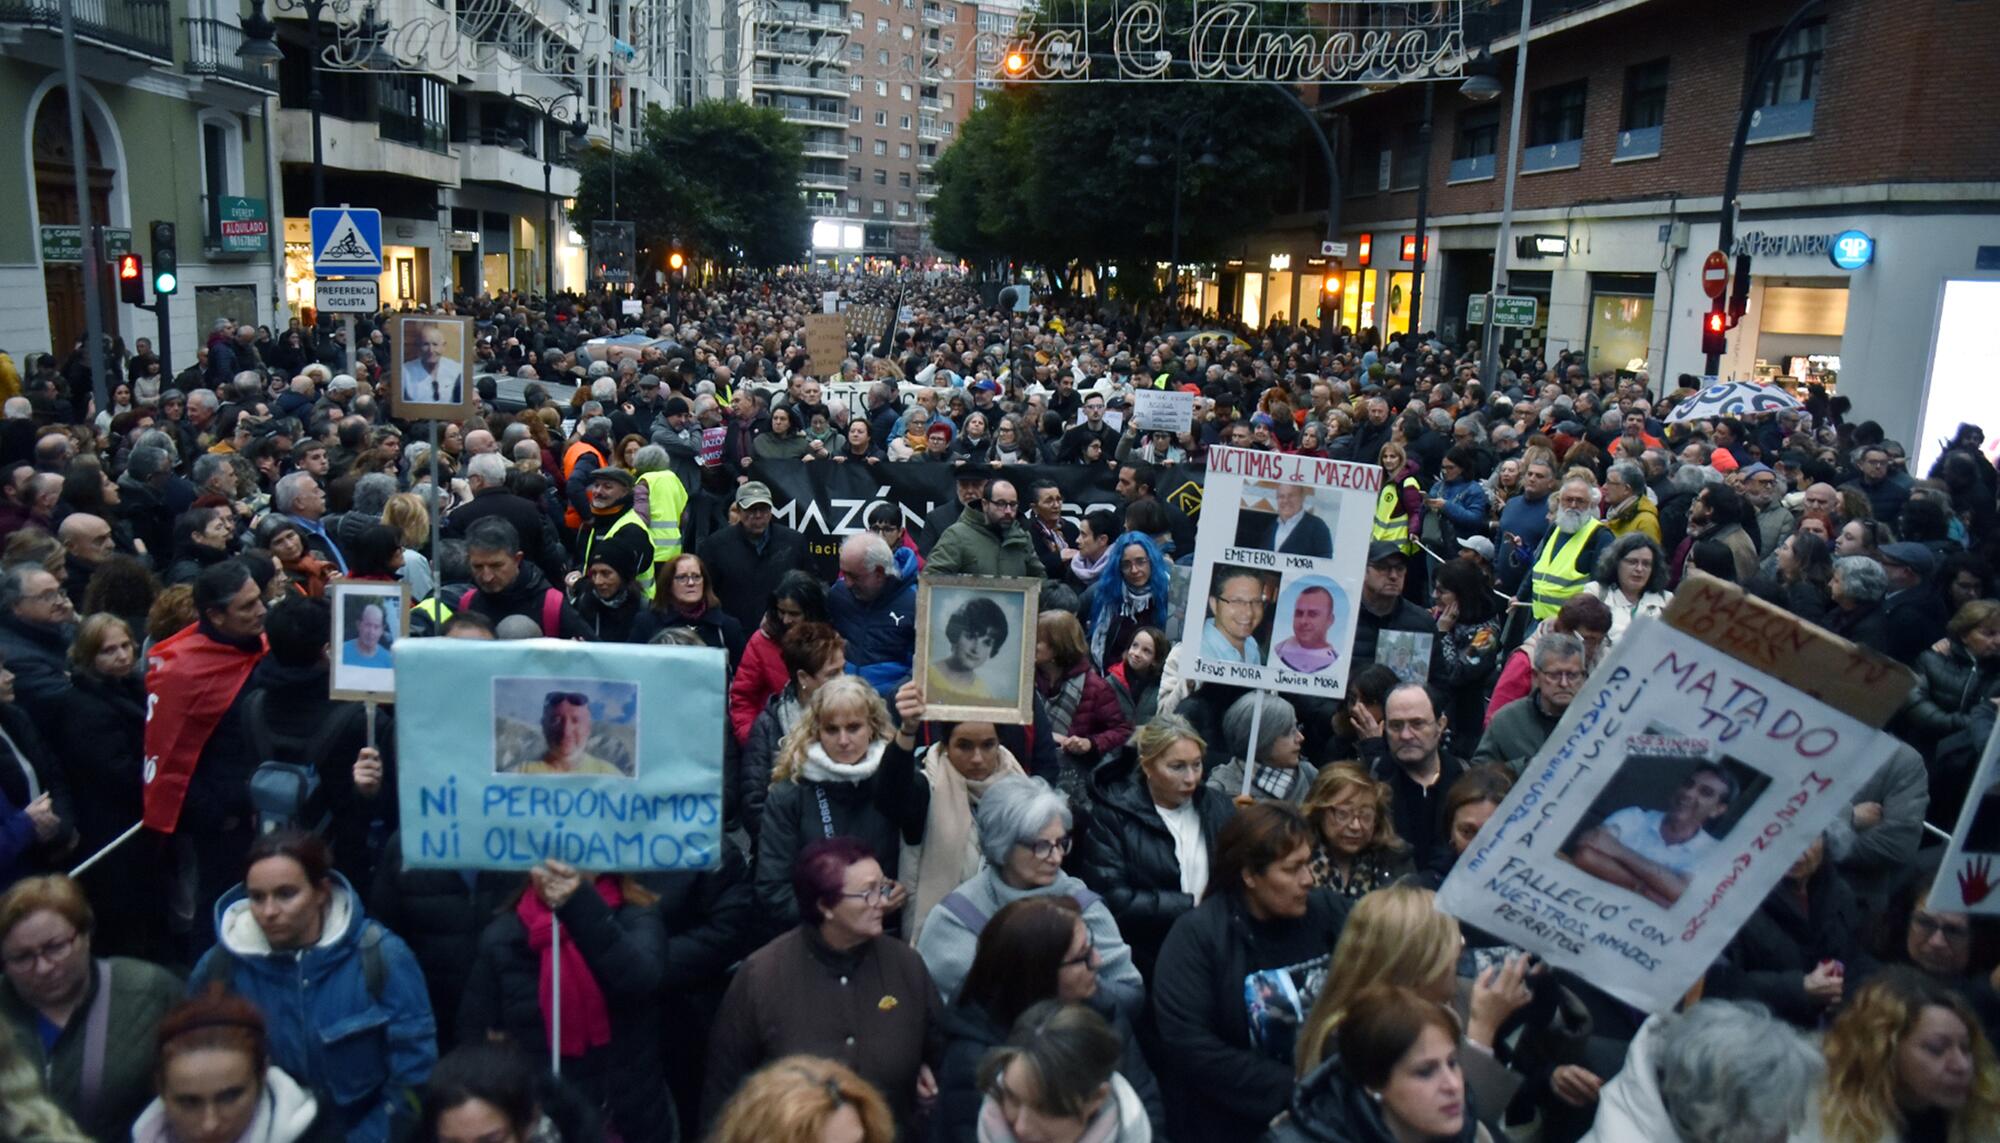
[395, 638, 726, 871]
[1180, 446, 1379, 699]
[915, 575, 1040, 724]
[329, 580, 408, 701]
[389, 314, 477, 421]
[1436, 616, 1898, 1013]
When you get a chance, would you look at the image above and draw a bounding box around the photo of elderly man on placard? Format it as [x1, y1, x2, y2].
[1240, 482, 1335, 558]
[391, 314, 475, 420]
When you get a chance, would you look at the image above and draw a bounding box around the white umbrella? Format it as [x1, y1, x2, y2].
[1665, 380, 1803, 424]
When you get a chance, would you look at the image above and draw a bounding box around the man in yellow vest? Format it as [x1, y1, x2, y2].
[632, 451, 688, 571]
[1525, 475, 1613, 620]
[576, 467, 656, 600]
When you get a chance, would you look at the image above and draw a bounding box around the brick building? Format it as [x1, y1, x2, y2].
[1220, 0, 2000, 442]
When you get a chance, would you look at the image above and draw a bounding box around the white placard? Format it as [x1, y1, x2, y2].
[622, 299, 642, 316]
[1177, 446, 1379, 700]
[1131, 389, 1195, 434]
[1929, 721, 2000, 913]
[822, 290, 840, 314]
[1437, 618, 1898, 1014]
[315, 278, 379, 313]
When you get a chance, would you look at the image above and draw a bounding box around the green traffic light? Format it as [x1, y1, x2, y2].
[154, 272, 178, 294]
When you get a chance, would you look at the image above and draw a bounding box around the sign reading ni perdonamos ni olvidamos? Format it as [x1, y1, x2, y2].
[395, 639, 726, 872]
[1437, 575, 1911, 1014]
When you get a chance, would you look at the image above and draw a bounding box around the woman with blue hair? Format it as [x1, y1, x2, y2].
[1081, 532, 1173, 670]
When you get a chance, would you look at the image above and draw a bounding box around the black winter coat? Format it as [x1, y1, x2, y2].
[1906, 644, 2000, 745]
[1154, 890, 1350, 1142]
[0, 702, 76, 875]
[632, 842, 759, 994]
[1705, 860, 1875, 1028]
[1081, 756, 1237, 981]
[629, 605, 747, 668]
[458, 886, 675, 1142]
[698, 522, 808, 635]
[51, 673, 154, 954]
[932, 997, 1165, 1143]
[366, 844, 520, 1049]
[752, 764, 926, 936]
[1264, 1056, 1483, 1143]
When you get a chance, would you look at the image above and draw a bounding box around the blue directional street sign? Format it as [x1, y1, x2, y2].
[310, 207, 383, 277]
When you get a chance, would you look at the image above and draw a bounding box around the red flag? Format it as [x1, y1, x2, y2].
[142, 624, 266, 833]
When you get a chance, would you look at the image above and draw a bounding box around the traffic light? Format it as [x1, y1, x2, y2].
[149, 221, 178, 295]
[1728, 252, 1752, 325]
[117, 254, 144, 306]
[1701, 302, 1728, 357]
[1322, 275, 1343, 297]
[1003, 51, 1027, 76]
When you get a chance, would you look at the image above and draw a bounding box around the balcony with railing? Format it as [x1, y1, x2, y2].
[921, 5, 948, 26]
[917, 116, 943, 141]
[756, 29, 847, 57]
[183, 18, 278, 90]
[764, 2, 849, 34]
[1, 0, 174, 62]
[771, 104, 847, 126]
[803, 139, 847, 160]
[753, 68, 848, 95]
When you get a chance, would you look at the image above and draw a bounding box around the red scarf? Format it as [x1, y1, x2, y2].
[517, 877, 622, 1057]
[142, 624, 266, 832]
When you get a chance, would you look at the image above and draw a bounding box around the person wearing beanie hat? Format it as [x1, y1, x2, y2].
[576, 466, 654, 600]
[572, 524, 652, 642]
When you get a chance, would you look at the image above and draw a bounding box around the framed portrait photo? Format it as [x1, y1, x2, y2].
[329, 580, 410, 701]
[389, 313, 476, 422]
[914, 575, 1040, 724]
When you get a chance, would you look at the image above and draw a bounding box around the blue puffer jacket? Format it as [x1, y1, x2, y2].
[191, 873, 437, 1143]
[829, 571, 918, 697]
[1430, 475, 1491, 535]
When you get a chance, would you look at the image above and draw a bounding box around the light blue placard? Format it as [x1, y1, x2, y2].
[395, 638, 725, 872]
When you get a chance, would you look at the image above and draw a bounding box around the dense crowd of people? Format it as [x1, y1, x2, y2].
[0, 270, 1995, 1143]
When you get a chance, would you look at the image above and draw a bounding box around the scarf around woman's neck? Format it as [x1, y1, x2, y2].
[517, 875, 624, 1057]
[1070, 545, 1113, 586]
[1088, 578, 1154, 668]
[801, 738, 887, 784]
[906, 739, 1023, 942]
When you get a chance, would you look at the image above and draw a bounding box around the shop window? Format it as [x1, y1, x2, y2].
[1586, 273, 1657, 376]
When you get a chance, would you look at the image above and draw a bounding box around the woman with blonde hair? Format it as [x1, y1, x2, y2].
[753, 675, 925, 930]
[381, 491, 435, 598]
[1298, 763, 1412, 897]
[1297, 884, 1536, 1119]
[1813, 966, 2000, 1142]
[0, 1015, 85, 1143]
[708, 1055, 895, 1143]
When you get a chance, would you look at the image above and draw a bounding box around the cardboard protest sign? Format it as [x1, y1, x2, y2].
[698, 426, 726, 467]
[395, 639, 726, 872]
[1178, 445, 1379, 699]
[1929, 721, 2000, 913]
[1131, 389, 1195, 434]
[1437, 594, 1901, 1013]
[805, 313, 847, 372]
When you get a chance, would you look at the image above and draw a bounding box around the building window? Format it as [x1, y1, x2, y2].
[1752, 18, 1824, 107]
[875, 110, 887, 126]
[899, 114, 912, 129]
[872, 199, 886, 216]
[898, 171, 911, 186]
[873, 168, 887, 184]
[900, 24, 913, 39]
[873, 139, 887, 154]
[898, 142, 911, 158]
[846, 196, 859, 213]
[879, 48, 890, 64]
[850, 11, 863, 25]
[875, 17, 888, 31]
[896, 201, 911, 217]
[848, 166, 861, 181]
[849, 134, 862, 152]
[850, 105, 863, 121]
[942, 92, 955, 109]
[849, 43, 863, 60]
[1391, 120, 1425, 190]
[875, 80, 888, 96]
[1621, 59, 1669, 130]
[1528, 80, 1587, 146]
[849, 75, 862, 91]
[1454, 106, 1498, 158]
[900, 84, 913, 101]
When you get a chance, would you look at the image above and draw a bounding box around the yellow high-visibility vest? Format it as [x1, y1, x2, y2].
[582, 510, 657, 600]
[636, 469, 688, 565]
[1370, 476, 1420, 554]
[1529, 519, 1606, 620]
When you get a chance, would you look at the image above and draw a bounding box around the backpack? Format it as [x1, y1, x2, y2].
[460, 587, 563, 637]
[200, 919, 389, 1001]
[240, 690, 368, 837]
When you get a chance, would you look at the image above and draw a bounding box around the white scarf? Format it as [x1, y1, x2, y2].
[801, 739, 887, 784]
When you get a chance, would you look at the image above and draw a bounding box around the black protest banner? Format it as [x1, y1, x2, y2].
[747, 460, 1204, 578]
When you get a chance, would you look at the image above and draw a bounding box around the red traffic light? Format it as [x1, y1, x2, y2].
[1706, 310, 1726, 334]
[117, 254, 145, 305]
[117, 254, 141, 281]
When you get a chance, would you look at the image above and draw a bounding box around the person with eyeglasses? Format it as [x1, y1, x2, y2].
[925, 478, 1047, 580]
[629, 553, 746, 666]
[1297, 762, 1413, 898]
[1474, 632, 1589, 774]
[706, 836, 943, 1137]
[914, 774, 1144, 1018]
[1083, 714, 1238, 982]
[0, 874, 181, 1139]
[1201, 566, 1270, 665]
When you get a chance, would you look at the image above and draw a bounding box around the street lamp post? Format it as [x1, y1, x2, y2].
[1477, 0, 1533, 392]
[1133, 118, 1218, 315]
[510, 93, 589, 326]
[243, 0, 391, 209]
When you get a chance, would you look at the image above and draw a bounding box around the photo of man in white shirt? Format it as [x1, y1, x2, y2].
[1567, 762, 1739, 907]
[400, 320, 464, 404]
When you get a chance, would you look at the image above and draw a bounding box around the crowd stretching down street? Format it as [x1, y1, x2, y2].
[0, 271, 1995, 1143]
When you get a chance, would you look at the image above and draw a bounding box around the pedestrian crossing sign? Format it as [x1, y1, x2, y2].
[310, 207, 383, 276]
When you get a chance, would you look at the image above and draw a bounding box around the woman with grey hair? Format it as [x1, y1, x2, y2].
[915, 774, 1144, 1016]
[1207, 692, 1317, 805]
[1581, 999, 1822, 1143]
[1582, 532, 1672, 644]
[1828, 555, 1894, 657]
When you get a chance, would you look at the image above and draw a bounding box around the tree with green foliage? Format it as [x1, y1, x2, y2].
[571, 101, 811, 270]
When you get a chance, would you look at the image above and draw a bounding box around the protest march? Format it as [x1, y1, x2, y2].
[0, 267, 1993, 1143]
